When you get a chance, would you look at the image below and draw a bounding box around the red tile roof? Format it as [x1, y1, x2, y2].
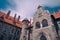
[0, 10, 60, 28]
[0, 11, 22, 28]
[53, 10, 60, 19]
[0, 11, 33, 28]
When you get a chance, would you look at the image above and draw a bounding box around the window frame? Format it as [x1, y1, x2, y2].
[42, 19, 48, 27]
[35, 22, 41, 29]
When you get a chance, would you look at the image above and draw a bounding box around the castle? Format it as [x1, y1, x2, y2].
[0, 6, 60, 40]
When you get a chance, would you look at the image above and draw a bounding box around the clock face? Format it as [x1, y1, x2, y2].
[38, 13, 42, 17]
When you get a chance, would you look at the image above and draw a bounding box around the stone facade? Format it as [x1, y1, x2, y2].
[32, 6, 57, 40]
[20, 6, 58, 40]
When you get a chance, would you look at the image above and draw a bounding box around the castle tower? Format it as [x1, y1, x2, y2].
[32, 5, 56, 40]
[20, 19, 30, 40]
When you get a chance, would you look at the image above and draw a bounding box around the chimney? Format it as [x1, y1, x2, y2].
[13, 14, 17, 24]
[6, 10, 11, 18]
[7, 10, 11, 16]
[14, 14, 17, 20]
[17, 15, 20, 21]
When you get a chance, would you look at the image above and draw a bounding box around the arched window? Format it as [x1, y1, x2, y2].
[42, 19, 48, 27]
[40, 34, 47, 40]
[35, 22, 40, 29]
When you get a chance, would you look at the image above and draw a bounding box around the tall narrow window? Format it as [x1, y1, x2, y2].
[23, 36, 26, 40]
[42, 19, 48, 27]
[28, 28, 32, 40]
[35, 22, 40, 28]
[57, 21, 60, 29]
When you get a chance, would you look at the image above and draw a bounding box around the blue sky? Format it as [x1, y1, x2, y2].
[0, 0, 60, 20]
[0, 0, 16, 10]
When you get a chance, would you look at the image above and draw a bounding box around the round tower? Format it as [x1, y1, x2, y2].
[20, 18, 30, 40]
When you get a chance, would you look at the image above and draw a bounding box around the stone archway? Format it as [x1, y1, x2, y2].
[40, 33, 47, 40]
[39, 32, 52, 40]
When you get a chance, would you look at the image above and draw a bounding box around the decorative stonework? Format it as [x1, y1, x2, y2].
[32, 6, 56, 40]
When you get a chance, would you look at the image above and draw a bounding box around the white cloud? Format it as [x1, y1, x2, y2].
[6, 0, 60, 20]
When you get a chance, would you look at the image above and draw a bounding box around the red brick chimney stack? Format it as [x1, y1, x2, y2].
[17, 15, 20, 21]
[7, 10, 11, 16]
[6, 10, 11, 18]
[13, 14, 17, 24]
[14, 14, 17, 20]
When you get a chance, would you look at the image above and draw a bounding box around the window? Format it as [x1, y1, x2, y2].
[0, 22, 3, 27]
[0, 35, 4, 40]
[28, 28, 32, 40]
[40, 34, 47, 40]
[35, 22, 40, 28]
[23, 36, 26, 40]
[57, 21, 60, 35]
[0, 22, 3, 32]
[38, 13, 42, 17]
[29, 28, 32, 34]
[42, 19, 48, 27]
[8, 34, 12, 40]
[57, 21, 60, 29]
